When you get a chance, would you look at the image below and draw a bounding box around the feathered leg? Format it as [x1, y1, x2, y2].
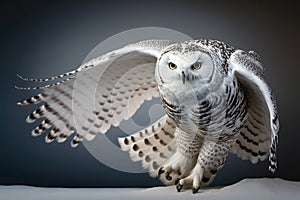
[176, 138, 236, 193]
[158, 129, 202, 184]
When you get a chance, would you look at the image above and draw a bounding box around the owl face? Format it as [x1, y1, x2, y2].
[156, 50, 215, 87]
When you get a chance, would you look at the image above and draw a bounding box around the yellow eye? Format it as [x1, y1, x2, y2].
[168, 62, 177, 70]
[191, 62, 202, 70]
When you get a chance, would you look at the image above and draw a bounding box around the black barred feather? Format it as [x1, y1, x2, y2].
[15, 76, 76, 90]
[71, 134, 84, 148]
[20, 77, 77, 144]
[17, 40, 172, 147]
[118, 115, 176, 179]
[32, 119, 52, 136]
[26, 104, 47, 123]
[230, 58, 279, 172]
[269, 136, 278, 172]
[45, 127, 60, 143]
[75, 53, 159, 139]
[17, 70, 78, 82]
[17, 93, 47, 106]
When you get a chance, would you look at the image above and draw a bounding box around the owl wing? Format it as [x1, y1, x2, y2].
[229, 50, 279, 172]
[17, 40, 173, 147]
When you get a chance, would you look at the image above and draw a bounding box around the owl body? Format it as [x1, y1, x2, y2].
[155, 42, 248, 187]
[17, 39, 279, 193]
[156, 41, 247, 137]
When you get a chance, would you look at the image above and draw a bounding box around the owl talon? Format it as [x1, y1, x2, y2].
[192, 187, 200, 194]
[176, 183, 183, 192]
[165, 172, 172, 180]
[158, 167, 165, 176]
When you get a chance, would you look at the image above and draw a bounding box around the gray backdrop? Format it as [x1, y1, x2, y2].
[1, 0, 299, 187]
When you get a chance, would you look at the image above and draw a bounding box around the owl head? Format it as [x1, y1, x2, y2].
[155, 43, 224, 90]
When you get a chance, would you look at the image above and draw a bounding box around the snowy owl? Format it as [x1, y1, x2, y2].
[17, 39, 279, 193]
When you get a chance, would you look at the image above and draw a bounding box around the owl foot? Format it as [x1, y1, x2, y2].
[158, 166, 181, 181]
[158, 152, 196, 182]
[176, 182, 183, 192]
[175, 163, 204, 194]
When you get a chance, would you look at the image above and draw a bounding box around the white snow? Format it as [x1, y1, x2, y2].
[1, 178, 299, 200]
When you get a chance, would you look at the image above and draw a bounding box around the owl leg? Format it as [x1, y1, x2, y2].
[176, 139, 234, 194]
[158, 130, 201, 184]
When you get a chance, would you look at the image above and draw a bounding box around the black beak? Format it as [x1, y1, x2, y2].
[181, 71, 186, 85]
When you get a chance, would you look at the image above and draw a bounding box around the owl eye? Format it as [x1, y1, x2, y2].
[168, 62, 177, 70]
[191, 62, 202, 70]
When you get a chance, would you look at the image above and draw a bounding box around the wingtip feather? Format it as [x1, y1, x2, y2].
[118, 137, 131, 151]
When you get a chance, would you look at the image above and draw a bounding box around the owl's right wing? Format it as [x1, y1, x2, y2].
[17, 40, 173, 147]
[229, 50, 279, 172]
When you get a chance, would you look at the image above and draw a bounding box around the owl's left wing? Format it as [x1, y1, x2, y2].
[228, 50, 279, 172]
[17, 40, 173, 147]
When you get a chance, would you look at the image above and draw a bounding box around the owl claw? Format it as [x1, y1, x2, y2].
[165, 172, 172, 180]
[176, 183, 183, 192]
[173, 163, 207, 193]
[158, 167, 165, 176]
[192, 187, 200, 194]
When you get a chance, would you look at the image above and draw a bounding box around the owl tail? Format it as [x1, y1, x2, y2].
[118, 115, 177, 183]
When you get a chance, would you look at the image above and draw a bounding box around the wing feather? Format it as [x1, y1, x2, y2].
[229, 50, 279, 172]
[118, 115, 176, 178]
[17, 40, 173, 147]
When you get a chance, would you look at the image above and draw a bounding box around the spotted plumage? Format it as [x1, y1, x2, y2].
[17, 39, 279, 193]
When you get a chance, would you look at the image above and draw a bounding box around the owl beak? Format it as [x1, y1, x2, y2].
[181, 71, 186, 85]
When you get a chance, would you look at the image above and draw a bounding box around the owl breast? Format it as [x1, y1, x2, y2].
[159, 79, 248, 140]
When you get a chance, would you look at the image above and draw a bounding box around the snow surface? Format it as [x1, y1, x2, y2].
[1, 178, 299, 200]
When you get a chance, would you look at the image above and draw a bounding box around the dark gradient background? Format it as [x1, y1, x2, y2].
[1, 0, 299, 187]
